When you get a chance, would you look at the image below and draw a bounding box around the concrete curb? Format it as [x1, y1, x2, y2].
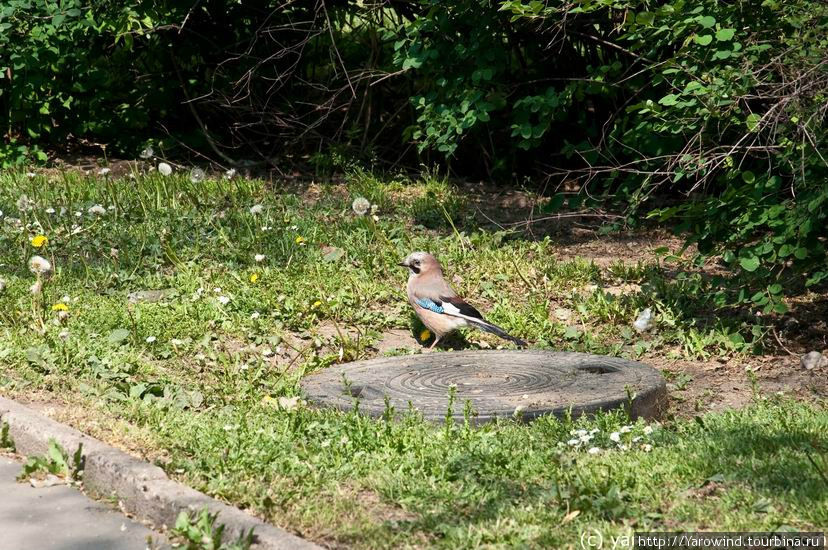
[0, 397, 320, 550]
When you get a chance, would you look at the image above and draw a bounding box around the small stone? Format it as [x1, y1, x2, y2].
[801, 351, 827, 370]
[128, 289, 174, 303]
[554, 308, 573, 321]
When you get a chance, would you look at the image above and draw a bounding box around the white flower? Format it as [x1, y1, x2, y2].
[88, 204, 106, 216]
[643, 426, 654, 435]
[217, 295, 230, 305]
[98, 167, 111, 176]
[58, 329, 70, 341]
[29, 255, 53, 276]
[610, 432, 621, 443]
[619, 444, 629, 451]
[249, 204, 263, 215]
[158, 162, 172, 176]
[351, 197, 370, 216]
[250, 312, 260, 320]
[642, 444, 653, 452]
[30, 280, 43, 295]
[145, 336, 157, 344]
[45, 208, 55, 215]
[140, 146, 154, 159]
[579, 433, 593, 443]
[75, 211, 82, 218]
[190, 168, 205, 183]
[224, 168, 237, 179]
[213, 287, 222, 293]
[589, 428, 599, 435]
[632, 436, 642, 443]
[170, 338, 184, 346]
[587, 447, 601, 455]
[26, 172, 36, 178]
[567, 439, 580, 446]
[370, 204, 379, 214]
[254, 254, 265, 262]
[0, 209, 3, 218]
[17, 195, 33, 211]
[620, 425, 632, 434]
[575, 429, 588, 437]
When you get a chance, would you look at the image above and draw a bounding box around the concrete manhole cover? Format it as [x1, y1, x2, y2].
[300, 350, 667, 424]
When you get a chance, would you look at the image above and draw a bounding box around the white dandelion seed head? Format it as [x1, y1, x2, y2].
[98, 167, 111, 176]
[88, 204, 106, 216]
[254, 254, 265, 262]
[140, 146, 154, 159]
[29, 255, 53, 276]
[249, 204, 263, 215]
[224, 168, 237, 179]
[190, 168, 205, 183]
[30, 280, 43, 295]
[145, 336, 157, 344]
[158, 162, 172, 176]
[610, 432, 621, 443]
[217, 295, 230, 305]
[587, 447, 601, 455]
[58, 329, 70, 341]
[17, 195, 33, 212]
[57, 310, 69, 321]
[351, 197, 370, 216]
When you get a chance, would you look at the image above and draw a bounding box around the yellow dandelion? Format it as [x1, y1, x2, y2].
[419, 328, 432, 342]
[295, 236, 306, 245]
[51, 303, 69, 311]
[31, 235, 48, 248]
[311, 300, 322, 309]
[249, 273, 259, 284]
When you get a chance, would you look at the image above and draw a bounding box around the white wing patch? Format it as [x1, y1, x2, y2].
[442, 302, 462, 316]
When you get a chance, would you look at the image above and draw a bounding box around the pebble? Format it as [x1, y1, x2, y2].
[801, 351, 827, 370]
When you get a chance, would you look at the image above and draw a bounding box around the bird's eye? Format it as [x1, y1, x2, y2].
[413, 260, 420, 266]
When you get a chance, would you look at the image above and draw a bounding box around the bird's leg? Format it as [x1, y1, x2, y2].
[428, 336, 442, 350]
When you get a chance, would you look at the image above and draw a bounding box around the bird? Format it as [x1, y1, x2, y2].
[398, 251, 527, 350]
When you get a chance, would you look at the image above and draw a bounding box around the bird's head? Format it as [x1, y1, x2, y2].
[398, 251, 442, 277]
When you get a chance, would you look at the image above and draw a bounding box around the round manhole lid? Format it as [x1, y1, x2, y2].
[300, 350, 667, 424]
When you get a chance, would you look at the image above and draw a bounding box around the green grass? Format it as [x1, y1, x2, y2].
[0, 168, 825, 547]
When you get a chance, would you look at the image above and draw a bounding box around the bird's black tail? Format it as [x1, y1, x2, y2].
[469, 318, 527, 348]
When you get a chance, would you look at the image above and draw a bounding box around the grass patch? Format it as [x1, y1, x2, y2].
[0, 168, 825, 547]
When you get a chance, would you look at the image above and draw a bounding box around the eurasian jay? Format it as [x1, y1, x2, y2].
[398, 252, 527, 349]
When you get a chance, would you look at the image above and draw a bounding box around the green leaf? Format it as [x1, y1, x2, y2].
[695, 35, 713, 46]
[108, 328, 130, 345]
[741, 171, 755, 183]
[715, 28, 735, 41]
[322, 247, 344, 262]
[794, 247, 808, 260]
[658, 94, 679, 106]
[698, 16, 716, 28]
[636, 11, 655, 25]
[740, 256, 760, 272]
[746, 113, 762, 131]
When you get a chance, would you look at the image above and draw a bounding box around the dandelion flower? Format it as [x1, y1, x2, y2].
[587, 447, 601, 455]
[98, 167, 111, 176]
[58, 329, 70, 341]
[190, 168, 205, 183]
[29, 255, 53, 276]
[158, 162, 172, 176]
[311, 300, 322, 309]
[51, 303, 69, 312]
[352, 197, 370, 216]
[217, 295, 230, 305]
[31, 235, 48, 248]
[254, 254, 265, 262]
[88, 204, 106, 216]
[140, 146, 154, 159]
[30, 280, 43, 295]
[295, 236, 306, 245]
[146, 336, 157, 344]
[249, 204, 263, 215]
[609, 432, 621, 443]
[419, 328, 432, 342]
[249, 273, 259, 284]
[225, 168, 237, 179]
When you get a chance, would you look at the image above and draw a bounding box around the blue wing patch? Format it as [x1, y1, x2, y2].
[415, 297, 444, 314]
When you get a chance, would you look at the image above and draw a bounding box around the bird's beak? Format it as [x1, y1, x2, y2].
[397, 262, 408, 268]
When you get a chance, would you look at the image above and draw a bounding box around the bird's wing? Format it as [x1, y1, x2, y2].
[439, 295, 484, 320]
